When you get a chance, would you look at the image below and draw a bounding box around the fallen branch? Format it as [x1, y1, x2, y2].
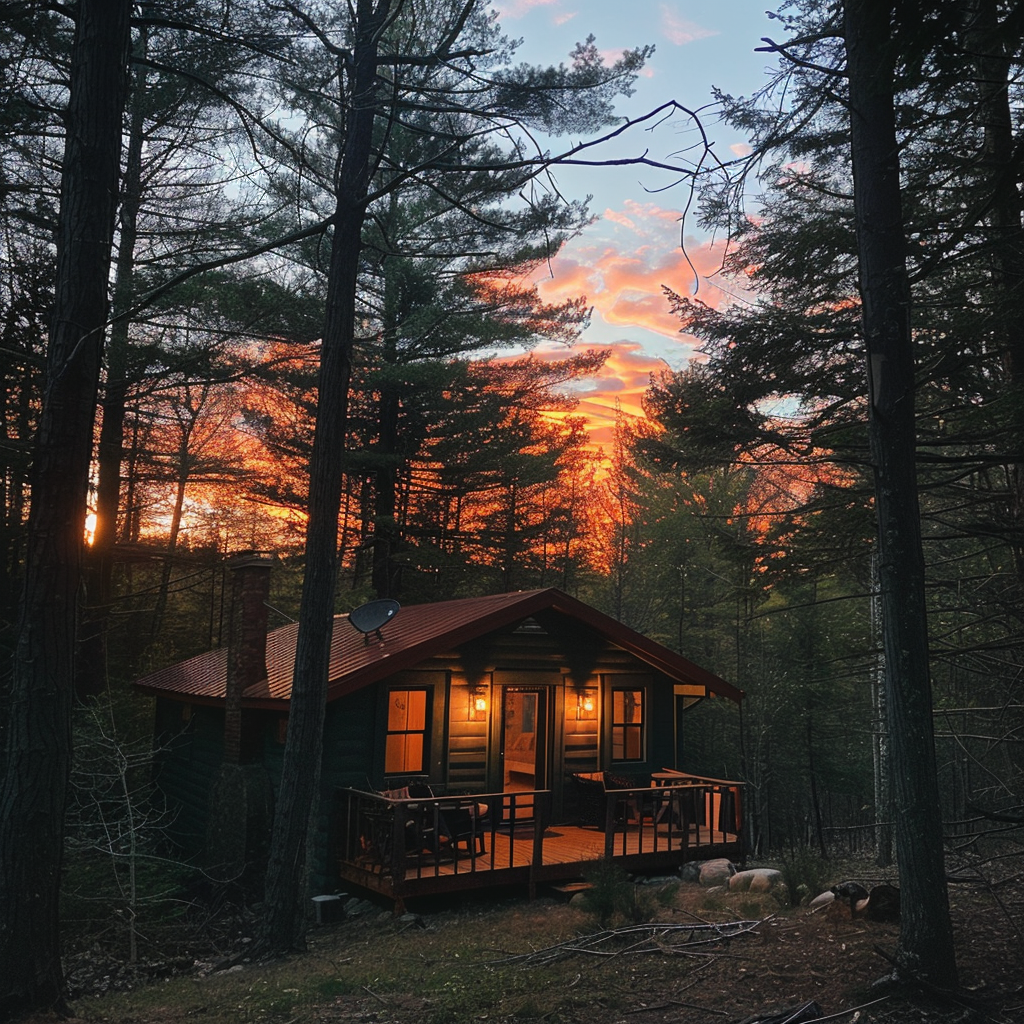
[361, 985, 388, 1005]
[471, 919, 765, 968]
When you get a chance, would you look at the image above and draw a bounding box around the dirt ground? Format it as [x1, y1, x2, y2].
[298, 871, 1023, 1024]
[20, 863, 1024, 1024]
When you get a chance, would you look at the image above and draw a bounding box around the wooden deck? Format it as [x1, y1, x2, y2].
[335, 779, 744, 910]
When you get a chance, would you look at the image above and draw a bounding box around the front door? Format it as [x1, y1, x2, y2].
[500, 688, 547, 819]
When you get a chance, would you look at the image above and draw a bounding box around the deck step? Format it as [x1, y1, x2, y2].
[548, 881, 593, 900]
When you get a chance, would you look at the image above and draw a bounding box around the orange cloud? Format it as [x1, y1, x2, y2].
[536, 232, 732, 341]
[523, 341, 667, 451]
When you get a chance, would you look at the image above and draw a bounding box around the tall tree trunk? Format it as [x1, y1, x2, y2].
[149, 467, 189, 642]
[844, 0, 958, 987]
[964, 0, 1024, 574]
[0, 0, 131, 1013]
[869, 549, 893, 866]
[370, 382, 401, 598]
[371, 223, 402, 600]
[79, 25, 151, 696]
[258, 0, 391, 954]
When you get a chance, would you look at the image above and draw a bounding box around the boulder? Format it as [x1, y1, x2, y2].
[698, 858, 736, 886]
[831, 880, 869, 909]
[728, 868, 783, 893]
[864, 883, 900, 922]
[678, 861, 704, 883]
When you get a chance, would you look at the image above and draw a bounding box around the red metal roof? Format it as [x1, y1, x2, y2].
[132, 588, 743, 708]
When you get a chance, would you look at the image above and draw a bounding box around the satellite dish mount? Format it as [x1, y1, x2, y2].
[348, 599, 400, 645]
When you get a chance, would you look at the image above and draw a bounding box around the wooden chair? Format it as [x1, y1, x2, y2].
[407, 783, 486, 857]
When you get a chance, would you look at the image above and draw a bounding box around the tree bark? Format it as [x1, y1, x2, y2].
[0, 0, 131, 1014]
[963, 0, 1024, 572]
[844, 0, 958, 986]
[79, 25, 150, 696]
[258, 0, 392, 954]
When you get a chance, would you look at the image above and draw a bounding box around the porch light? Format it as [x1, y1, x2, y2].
[474, 694, 488, 714]
[576, 693, 596, 720]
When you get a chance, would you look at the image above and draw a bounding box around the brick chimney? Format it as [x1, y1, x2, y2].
[223, 551, 273, 764]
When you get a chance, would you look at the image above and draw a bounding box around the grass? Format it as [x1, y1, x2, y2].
[70, 886, 731, 1024]
[61, 856, 1000, 1024]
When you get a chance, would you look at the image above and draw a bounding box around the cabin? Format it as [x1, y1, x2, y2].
[134, 555, 745, 909]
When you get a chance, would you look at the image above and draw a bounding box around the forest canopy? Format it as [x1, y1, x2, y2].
[2, 0, 1023, 1014]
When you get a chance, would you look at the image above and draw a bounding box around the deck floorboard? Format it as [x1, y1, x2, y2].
[338, 822, 741, 905]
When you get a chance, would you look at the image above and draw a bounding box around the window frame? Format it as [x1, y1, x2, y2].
[610, 687, 646, 763]
[384, 686, 430, 776]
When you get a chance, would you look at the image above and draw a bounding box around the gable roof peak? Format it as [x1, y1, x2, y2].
[132, 587, 743, 707]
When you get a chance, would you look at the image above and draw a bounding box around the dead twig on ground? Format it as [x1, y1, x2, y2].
[468, 919, 765, 968]
[361, 984, 388, 1005]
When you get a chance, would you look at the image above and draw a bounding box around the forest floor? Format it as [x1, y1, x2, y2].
[20, 858, 1024, 1024]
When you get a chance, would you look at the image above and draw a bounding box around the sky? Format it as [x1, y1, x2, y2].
[486, 0, 779, 449]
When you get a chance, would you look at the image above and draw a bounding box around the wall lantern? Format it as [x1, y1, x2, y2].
[469, 685, 488, 720]
[576, 692, 596, 720]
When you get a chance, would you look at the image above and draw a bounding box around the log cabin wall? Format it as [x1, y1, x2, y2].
[399, 624, 678, 821]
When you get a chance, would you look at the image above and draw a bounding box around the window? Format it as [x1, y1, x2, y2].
[612, 688, 644, 761]
[385, 688, 428, 774]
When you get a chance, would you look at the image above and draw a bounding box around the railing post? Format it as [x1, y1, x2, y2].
[529, 792, 546, 899]
[603, 792, 615, 859]
[390, 802, 405, 881]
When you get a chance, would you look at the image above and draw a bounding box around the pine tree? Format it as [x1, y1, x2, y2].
[0, 0, 131, 1011]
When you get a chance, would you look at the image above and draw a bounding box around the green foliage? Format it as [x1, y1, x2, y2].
[579, 859, 631, 927]
[579, 860, 678, 927]
[779, 849, 830, 909]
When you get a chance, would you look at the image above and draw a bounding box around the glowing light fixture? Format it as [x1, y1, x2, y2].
[576, 692, 596, 720]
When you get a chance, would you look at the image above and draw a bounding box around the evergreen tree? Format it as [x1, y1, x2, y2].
[255, 0, 663, 952]
[0, 0, 132, 1011]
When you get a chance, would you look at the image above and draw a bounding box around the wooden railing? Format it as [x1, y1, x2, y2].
[601, 772, 744, 860]
[338, 787, 549, 881]
[337, 771, 744, 886]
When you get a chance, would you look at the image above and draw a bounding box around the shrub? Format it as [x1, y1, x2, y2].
[580, 860, 678, 927]
[779, 847, 829, 907]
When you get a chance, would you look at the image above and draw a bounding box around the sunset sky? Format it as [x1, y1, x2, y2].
[488, 0, 775, 448]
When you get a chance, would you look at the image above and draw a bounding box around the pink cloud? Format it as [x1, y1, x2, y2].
[525, 203, 742, 357]
[603, 208, 637, 230]
[588, 244, 730, 339]
[622, 199, 682, 224]
[659, 4, 717, 45]
[491, 0, 559, 19]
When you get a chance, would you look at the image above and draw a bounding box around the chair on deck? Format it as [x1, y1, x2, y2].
[407, 784, 486, 857]
[569, 771, 638, 831]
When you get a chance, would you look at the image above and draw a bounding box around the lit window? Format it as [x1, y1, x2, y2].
[385, 688, 428, 774]
[612, 689, 644, 761]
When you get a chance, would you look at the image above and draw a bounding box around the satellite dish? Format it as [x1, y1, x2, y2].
[348, 599, 400, 643]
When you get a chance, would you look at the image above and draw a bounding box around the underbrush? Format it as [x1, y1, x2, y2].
[578, 858, 679, 926]
[58, 859, 1023, 1024]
